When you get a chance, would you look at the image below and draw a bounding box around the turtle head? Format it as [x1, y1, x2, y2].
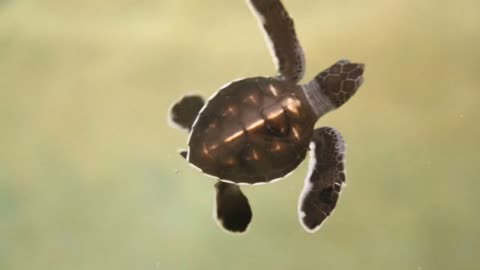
[303, 60, 365, 118]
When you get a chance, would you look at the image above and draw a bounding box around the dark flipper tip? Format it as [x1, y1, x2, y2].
[169, 95, 205, 131]
[215, 182, 252, 233]
[179, 149, 187, 159]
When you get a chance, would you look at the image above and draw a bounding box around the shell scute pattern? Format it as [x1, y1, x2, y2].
[188, 77, 316, 183]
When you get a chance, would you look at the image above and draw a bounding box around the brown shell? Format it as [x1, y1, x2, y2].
[187, 77, 317, 184]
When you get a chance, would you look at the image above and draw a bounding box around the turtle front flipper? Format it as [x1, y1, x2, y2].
[247, 0, 305, 83]
[169, 95, 205, 131]
[298, 127, 346, 233]
[215, 181, 252, 233]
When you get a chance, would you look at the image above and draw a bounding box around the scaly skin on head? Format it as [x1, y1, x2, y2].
[303, 60, 365, 118]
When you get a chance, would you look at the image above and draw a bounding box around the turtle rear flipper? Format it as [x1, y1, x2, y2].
[248, 0, 305, 83]
[178, 150, 253, 233]
[298, 127, 346, 232]
[215, 181, 252, 233]
[169, 95, 204, 131]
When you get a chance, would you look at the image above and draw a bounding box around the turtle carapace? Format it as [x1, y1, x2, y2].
[169, 0, 365, 233]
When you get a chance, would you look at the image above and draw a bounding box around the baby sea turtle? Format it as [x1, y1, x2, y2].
[169, 0, 365, 233]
